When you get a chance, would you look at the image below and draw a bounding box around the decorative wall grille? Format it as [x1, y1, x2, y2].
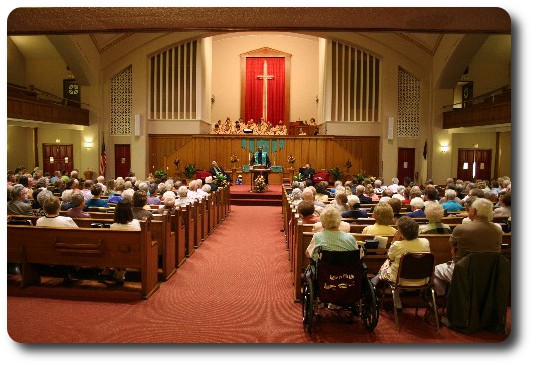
[149, 40, 198, 120]
[110, 65, 132, 135]
[397, 67, 421, 138]
[331, 41, 381, 122]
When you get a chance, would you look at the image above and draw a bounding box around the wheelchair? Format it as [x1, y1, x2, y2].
[301, 249, 379, 333]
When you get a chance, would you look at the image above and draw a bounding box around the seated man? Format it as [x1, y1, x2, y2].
[7, 184, 33, 215]
[209, 161, 229, 181]
[342, 195, 368, 219]
[433, 198, 502, 295]
[300, 163, 315, 181]
[355, 184, 373, 204]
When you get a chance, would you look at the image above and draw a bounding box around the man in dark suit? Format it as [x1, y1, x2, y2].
[355, 184, 372, 204]
[300, 163, 315, 181]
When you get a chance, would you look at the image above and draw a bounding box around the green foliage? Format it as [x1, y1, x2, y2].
[328, 166, 343, 181]
[154, 170, 167, 181]
[293, 173, 305, 182]
[184, 163, 196, 179]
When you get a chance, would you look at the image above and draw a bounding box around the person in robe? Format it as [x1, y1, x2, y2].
[300, 163, 315, 181]
[249, 146, 271, 185]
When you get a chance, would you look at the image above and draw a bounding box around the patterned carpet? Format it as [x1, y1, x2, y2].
[6, 205, 510, 343]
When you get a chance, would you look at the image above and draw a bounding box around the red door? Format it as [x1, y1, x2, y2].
[43, 144, 73, 176]
[397, 148, 415, 184]
[457, 149, 492, 181]
[114, 144, 131, 178]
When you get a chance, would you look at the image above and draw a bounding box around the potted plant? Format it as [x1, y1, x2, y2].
[328, 166, 343, 182]
[154, 170, 167, 183]
[184, 163, 196, 180]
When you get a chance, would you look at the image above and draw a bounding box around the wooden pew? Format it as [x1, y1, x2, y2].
[7, 218, 160, 299]
[201, 196, 209, 241]
[181, 203, 195, 257]
[151, 212, 177, 281]
[208, 191, 217, 233]
[175, 205, 187, 267]
[194, 199, 203, 248]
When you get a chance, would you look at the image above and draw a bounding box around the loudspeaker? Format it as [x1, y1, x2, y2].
[134, 114, 141, 136]
[387, 117, 394, 140]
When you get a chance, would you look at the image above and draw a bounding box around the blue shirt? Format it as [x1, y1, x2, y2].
[442, 200, 463, 212]
[85, 198, 109, 208]
[107, 194, 123, 204]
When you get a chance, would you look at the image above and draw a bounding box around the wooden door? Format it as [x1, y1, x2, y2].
[397, 148, 415, 184]
[114, 144, 131, 178]
[43, 144, 73, 176]
[474, 149, 492, 180]
[457, 149, 492, 180]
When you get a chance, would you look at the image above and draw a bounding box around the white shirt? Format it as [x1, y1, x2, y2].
[36, 216, 79, 228]
[110, 219, 141, 230]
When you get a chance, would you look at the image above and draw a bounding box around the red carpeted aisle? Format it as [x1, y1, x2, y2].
[7, 205, 510, 343]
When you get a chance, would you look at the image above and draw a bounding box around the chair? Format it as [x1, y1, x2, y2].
[312, 171, 330, 184]
[301, 249, 379, 333]
[382, 252, 439, 332]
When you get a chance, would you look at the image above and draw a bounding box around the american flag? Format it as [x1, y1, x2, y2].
[99, 138, 106, 176]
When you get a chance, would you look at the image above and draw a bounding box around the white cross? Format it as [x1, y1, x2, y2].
[256, 60, 274, 122]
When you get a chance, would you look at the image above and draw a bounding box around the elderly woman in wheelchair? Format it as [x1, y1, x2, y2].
[302, 206, 379, 333]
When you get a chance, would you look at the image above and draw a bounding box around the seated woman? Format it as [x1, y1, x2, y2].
[371, 216, 430, 309]
[387, 197, 403, 220]
[175, 185, 191, 205]
[85, 185, 110, 208]
[406, 197, 426, 218]
[147, 183, 162, 205]
[131, 190, 153, 221]
[365, 184, 380, 202]
[314, 183, 330, 203]
[297, 200, 321, 224]
[440, 189, 463, 212]
[289, 188, 303, 206]
[342, 195, 368, 219]
[99, 201, 141, 286]
[156, 192, 178, 215]
[493, 192, 511, 217]
[306, 206, 357, 262]
[362, 203, 396, 235]
[331, 192, 349, 214]
[36, 196, 78, 228]
[66, 193, 90, 218]
[418, 201, 452, 234]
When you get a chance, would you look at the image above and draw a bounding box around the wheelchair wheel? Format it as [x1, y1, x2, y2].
[302, 276, 315, 333]
[361, 277, 379, 331]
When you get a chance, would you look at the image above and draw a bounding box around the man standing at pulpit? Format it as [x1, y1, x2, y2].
[249, 146, 271, 184]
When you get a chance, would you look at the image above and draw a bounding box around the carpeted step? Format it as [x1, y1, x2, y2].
[231, 198, 281, 206]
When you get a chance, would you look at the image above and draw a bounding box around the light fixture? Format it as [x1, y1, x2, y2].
[55, 139, 61, 144]
[49, 156, 55, 163]
[84, 140, 93, 149]
[440, 144, 449, 153]
[64, 157, 69, 163]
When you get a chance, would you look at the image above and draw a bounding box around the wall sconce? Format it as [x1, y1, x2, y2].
[49, 156, 55, 163]
[55, 139, 61, 144]
[84, 140, 93, 149]
[473, 143, 479, 149]
[64, 157, 69, 164]
[440, 144, 449, 153]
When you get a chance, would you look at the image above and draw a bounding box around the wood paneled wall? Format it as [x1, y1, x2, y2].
[150, 135, 380, 178]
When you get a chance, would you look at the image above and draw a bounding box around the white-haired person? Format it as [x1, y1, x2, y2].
[202, 184, 212, 194]
[60, 188, 76, 211]
[302, 187, 326, 215]
[107, 181, 125, 204]
[365, 184, 380, 202]
[176, 185, 192, 205]
[7, 184, 33, 215]
[290, 188, 303, 206]
[419, 202, 451, 234]
[388, 177, 400, 193]
[205, 175, 218, 192]
[406, 197, 426, 218]
[187, 180, 201, 201]
[355, 184, 372, 204]
[440, 189, 463, 212]
[196, 179, 209, 199]
[306, 206, 357, 261]
[373, 179, 384, 194]
[121, 188, 135, 203]
[342, 195, 368, 219]
[433, 198, 502, 295]
[371, 216, 430, 309]
[156, 191, 178, 215]
[362, 203, 396, 235]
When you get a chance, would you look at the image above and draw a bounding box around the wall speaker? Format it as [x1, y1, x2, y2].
[387, 117, 394, 140]
[134, 114, 141, 136]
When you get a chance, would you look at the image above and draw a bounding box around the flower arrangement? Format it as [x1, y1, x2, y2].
[253, 175, 267, 192]
[354, 170, 375, 184]
[184, 163, 196, 179]
[215, 173, 230, 187]
[328, 166, 343, 182]
[154, 170, 167, 182]
[287, 155, 296, 165]
[293, 173, 305, 182]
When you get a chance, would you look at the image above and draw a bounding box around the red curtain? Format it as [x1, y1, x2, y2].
[245, 57, 285, 124]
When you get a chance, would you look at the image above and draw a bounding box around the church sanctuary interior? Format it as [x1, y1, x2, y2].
[6, 7, 512, 345]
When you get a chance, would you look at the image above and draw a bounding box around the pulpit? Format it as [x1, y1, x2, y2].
[288, 121, 318, 136]
[250, 165, 271, 191]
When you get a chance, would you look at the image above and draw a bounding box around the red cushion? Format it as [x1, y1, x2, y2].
[313, 172, 330, 183]
[195, 170, 211, 180]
